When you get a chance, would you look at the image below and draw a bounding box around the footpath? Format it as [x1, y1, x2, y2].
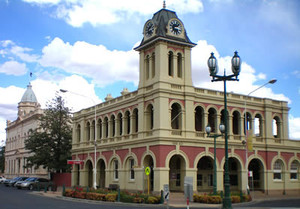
[35, 188, 300, 208]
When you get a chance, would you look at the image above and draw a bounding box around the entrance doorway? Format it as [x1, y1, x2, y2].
[169, 155, 186, 191]
[248, 159, 264, 191]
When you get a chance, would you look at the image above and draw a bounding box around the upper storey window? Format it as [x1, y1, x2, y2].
[171, 103, 182, 129]
[168, 51, 174, 76]
[177, 53, 182, 78]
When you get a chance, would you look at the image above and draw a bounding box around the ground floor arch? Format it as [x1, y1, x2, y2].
[73, 164, 80, 186]
[248, 158, 265, 191]
[143, 155, 154, 192]
[224, 157, 242, 191]
[85, 160, 93, 188]
[197, 156, 214, 192]
[169, 154, 186, 191]
[97, 159, 106, 188]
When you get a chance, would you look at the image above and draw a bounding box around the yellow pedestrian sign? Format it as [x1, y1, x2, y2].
[145, 166, 151, 176]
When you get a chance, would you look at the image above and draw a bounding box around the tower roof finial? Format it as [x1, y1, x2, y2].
[163, 0, 166, 9]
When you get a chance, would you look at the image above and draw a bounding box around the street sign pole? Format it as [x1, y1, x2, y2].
[145, 167, 151, 195]
[163, 184, 170, 209]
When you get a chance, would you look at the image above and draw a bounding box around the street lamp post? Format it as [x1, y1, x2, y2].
[207, 51, 241, 209]
[243, 79, 277, 194]
[60, 89, 98, 189]
[206, 123, 225, 195]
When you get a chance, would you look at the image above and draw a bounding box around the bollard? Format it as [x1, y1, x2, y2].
[160, 190, 164, 204]
[240, 191, 243, 202]
[117, 188, 120, 202]
[186, 197, 189, 209]
[44, 183, 48, 193]
[62, 184, 65, 196]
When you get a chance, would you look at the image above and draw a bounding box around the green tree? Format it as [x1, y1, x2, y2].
[25, 95, 72, 173]
[0, 146, 5, 173]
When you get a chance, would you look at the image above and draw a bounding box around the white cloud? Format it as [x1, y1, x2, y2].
[289, 115, 300, 140]
[191, 40, 290, 102]
[0, 61, 28, 76]
[10, 46, 39, 62]
[39, 37, 139, 87]
[0, 40, 39, 63]
[23, 0, 204, 27]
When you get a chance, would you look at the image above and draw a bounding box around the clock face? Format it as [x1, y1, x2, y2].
[145, 21, 154, 37]
[169, 20, 182, 35]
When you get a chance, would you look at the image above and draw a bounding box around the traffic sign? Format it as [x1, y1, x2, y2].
[145, 166, 151, 176]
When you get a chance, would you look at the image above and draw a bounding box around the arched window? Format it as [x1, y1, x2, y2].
[195, 106, 204, 131]
[152, 53, 155, 78]
[273, 116, 281, 138]
[92, 120, 95, 140]
[86, 122, 91, 141]
[208, 108, 217, 133]
[145, 104, 154, 130]
[125, 111, 130, 135]
[244, 112, 252, 134]
[76, 124, 81, 143]
[128, 158, 135, 180]
[177, 53, 182, 78]
[273, 159, 283, 180]
[104, 117, 109, 138]
[145, 55, 150, 80]
[98, 119, 102, 139]
[232, 111, 240, 135]
[254, 114, 262, 137]
[114, 159, 119, 180]
[168, 51, 173, 76]
[117, 113, 123, 136]
[171, 103, 182, 129]
[220, 109, 228, 126]
[110, 115, 115, 137]
[133, 108, 138, 133]
[290, 160, 299, 180]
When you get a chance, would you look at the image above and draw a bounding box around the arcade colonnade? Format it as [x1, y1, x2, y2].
[71, 144, 300, 193]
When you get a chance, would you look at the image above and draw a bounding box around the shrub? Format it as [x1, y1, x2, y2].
[133, 197, 144, 203]
[209, 196, 222, 204]
[147, 196, 160, 204]
[106, 194, 117, 202]
[86, 192, 106, 201]
[231, 196, 240, 203]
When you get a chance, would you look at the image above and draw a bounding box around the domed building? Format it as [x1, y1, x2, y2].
[70, 7, 300, 195]
[5, 83, 47, 179]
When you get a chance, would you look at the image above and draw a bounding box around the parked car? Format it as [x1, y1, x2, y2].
[3, 177, 28, 187]
[0, 176, 6, 183]
[16, 177, 53, 190]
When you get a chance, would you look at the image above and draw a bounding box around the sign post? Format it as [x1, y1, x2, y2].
[145, 166, 151, 195]
[163, 184, 170, 209]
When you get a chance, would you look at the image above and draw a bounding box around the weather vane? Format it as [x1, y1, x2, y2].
[163, 1, 166, 9]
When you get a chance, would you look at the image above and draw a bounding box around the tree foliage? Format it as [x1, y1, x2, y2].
[25, 95, 72, 173]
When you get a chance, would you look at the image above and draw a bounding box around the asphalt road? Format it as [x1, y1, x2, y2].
[1, 184, 299, 209]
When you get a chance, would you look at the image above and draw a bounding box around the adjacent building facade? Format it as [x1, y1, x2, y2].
[70, 8, 300, 194]
[5, 83, 48, 179]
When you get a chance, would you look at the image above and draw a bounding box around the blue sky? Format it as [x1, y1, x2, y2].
[0, 0, 299, 145]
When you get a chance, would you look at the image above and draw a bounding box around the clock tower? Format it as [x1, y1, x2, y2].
[134, 8, 196, 92]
